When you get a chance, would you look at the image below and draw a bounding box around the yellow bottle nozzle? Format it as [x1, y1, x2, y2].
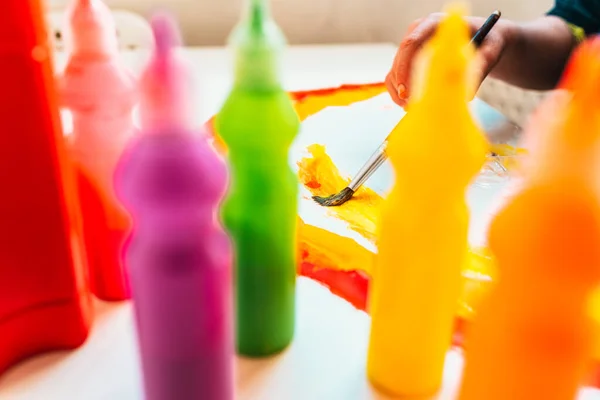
[410, 5, 474, 104]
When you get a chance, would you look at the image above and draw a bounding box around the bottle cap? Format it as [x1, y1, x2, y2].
[65, 0, 119, 59]
[410, 5, 472, 104]
[138, 13, 194, 132]
[230, 0, 285, 88]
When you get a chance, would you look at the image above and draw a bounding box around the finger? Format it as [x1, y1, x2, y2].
[393, 15, 444, 100]
[385, 71, 407, 107]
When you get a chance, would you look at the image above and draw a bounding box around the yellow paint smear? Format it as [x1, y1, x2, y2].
[298, 219, 375, 273]
[297, 144, 382, 243]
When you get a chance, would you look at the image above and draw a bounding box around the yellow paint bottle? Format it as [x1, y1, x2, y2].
[366, 5, 488, 396]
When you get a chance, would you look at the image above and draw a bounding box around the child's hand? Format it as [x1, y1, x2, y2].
[386, 13, 518, 108]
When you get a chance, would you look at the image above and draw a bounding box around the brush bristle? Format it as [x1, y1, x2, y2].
[312, 187, 355, 207]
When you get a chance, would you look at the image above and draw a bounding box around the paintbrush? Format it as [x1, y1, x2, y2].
[312, 10, 502, 207]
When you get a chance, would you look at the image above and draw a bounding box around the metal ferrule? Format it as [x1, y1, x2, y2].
[347, 141, 389, 191]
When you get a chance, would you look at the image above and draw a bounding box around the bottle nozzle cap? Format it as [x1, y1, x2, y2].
[409, 5, 472, 103]
[66, 0, 118, 58]
[152, 14, 182, 58]
[139, 13, 194, 132]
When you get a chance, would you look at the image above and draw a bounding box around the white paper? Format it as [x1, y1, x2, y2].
[290, 93, 516, 253]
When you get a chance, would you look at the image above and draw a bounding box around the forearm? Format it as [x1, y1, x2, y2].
[490, 16, 577, 90]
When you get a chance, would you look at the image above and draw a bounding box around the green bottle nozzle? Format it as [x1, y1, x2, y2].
[230, 0, 286, 89]
[249, 0, 266, 35]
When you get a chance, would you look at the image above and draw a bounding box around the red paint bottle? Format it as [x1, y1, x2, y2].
[0, 0, 93, 375]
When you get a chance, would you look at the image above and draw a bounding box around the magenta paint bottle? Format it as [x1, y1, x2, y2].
[114, 14, 234, 400]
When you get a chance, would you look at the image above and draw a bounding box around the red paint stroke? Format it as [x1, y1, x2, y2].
[298, 262, 369, 311]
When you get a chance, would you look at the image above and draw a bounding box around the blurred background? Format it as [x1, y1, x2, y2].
[46, 0, 553, 46]
[44, 0, 555, 126]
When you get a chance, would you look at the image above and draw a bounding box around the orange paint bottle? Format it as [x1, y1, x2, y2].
[0, 0, 92, 375]
[459, 38, 600, 400]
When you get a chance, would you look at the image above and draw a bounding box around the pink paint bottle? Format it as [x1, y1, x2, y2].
[115, 14, 234, 400]
[59, 0, 137, 301]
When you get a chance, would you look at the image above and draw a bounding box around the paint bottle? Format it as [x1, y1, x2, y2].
[366, 6, 488, 397]
[215, 0, 300, 357]
[59, 0, 137, 301]
[459, 37, 600, 400]
[115, 15, 234, 400]
[0, 0, 92, 375]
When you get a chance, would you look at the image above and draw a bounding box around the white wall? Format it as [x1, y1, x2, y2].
[47, 0, 554, 46]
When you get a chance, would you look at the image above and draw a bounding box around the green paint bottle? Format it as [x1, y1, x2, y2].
[216, 0, 299, 357]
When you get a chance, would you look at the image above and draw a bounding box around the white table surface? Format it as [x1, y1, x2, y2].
[56, 44, 399, 128]
[1, 44, 599, 400]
